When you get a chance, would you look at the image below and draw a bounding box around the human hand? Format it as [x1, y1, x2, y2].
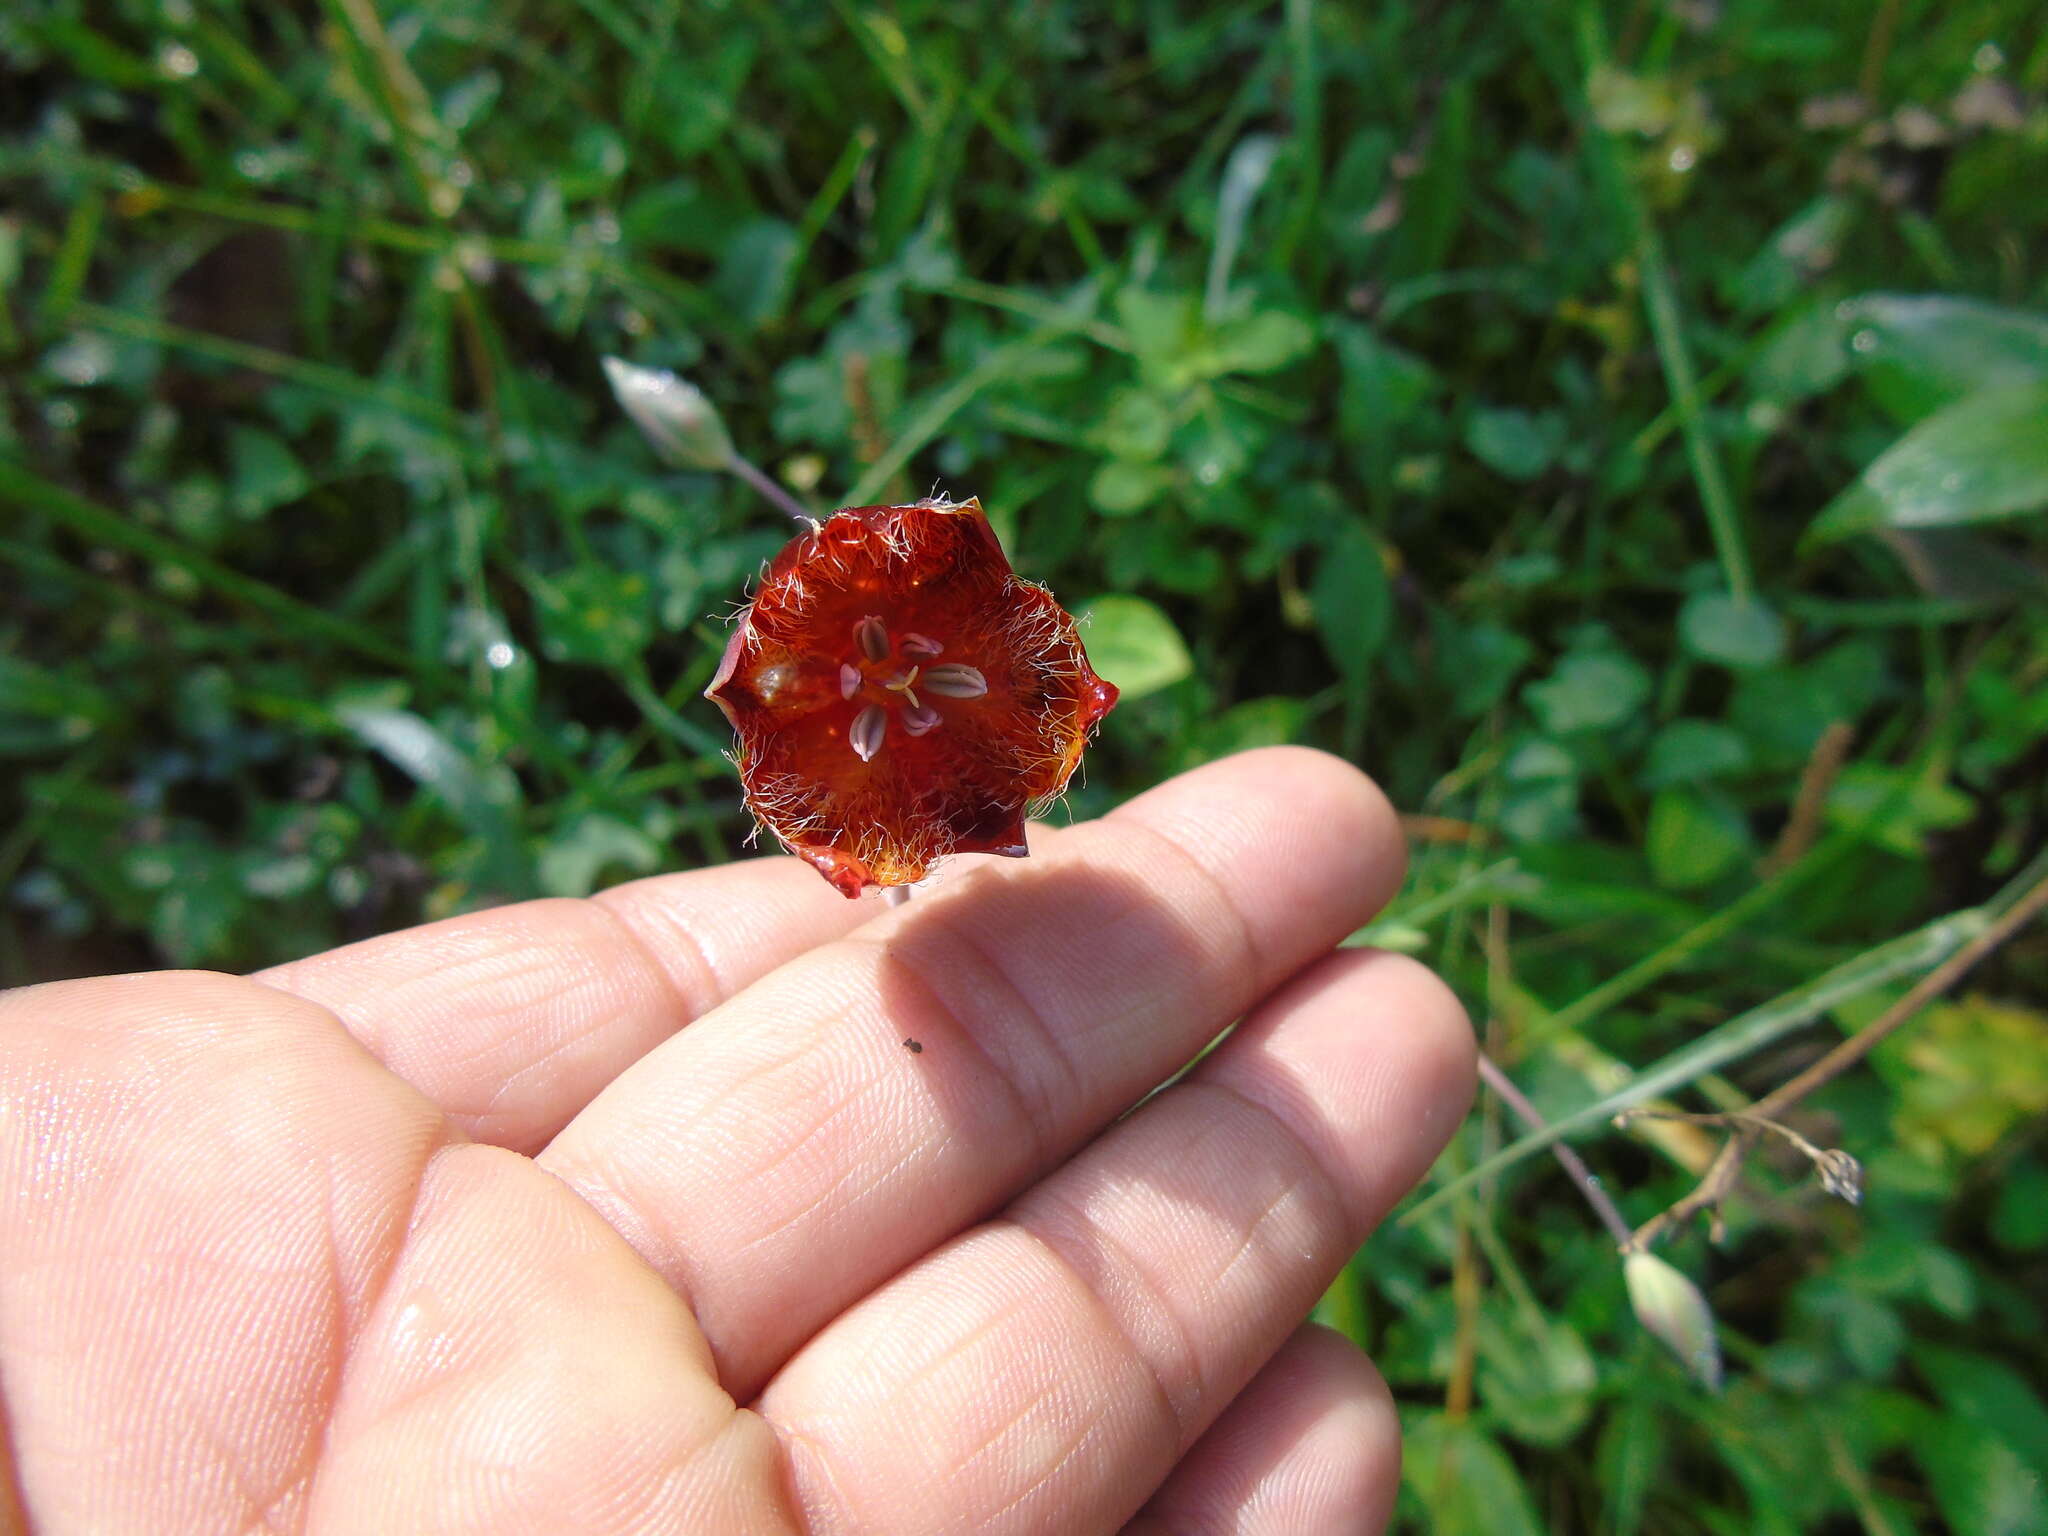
[0, 748, 1473, 1534]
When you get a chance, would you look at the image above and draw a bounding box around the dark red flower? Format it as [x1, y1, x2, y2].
[706, 496, 1118, 897]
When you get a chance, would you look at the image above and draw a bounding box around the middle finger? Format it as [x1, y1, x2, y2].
[538, 748, 1403, 1399]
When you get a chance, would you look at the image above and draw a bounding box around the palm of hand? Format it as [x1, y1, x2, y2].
[0, 751, 1471, 1534]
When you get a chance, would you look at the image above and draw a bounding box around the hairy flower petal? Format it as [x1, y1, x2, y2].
[704, 497, 1119, 896]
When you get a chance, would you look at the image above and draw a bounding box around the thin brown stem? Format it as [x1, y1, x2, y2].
[1477, 1054, 1636, 1249]
[1763, 721, 1853, 874]
[1630, 861, 2048, 1249]
[1750, 867, 2048, 1120]
[1857, 0, 1904, 101]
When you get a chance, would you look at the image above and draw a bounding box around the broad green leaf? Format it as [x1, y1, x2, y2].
[713, 217, 799, 329]
[1334, 322, 1440, 492]
[1087, 459, 1171, 515]
[1992, 1158, 2048, 1252]
[1094, 388, 1173, 462]
[1824, 763, 1973, 856]
[338, 704, 533, 896]
[226, 425, 309, 518]
[1840, 293, 2048, 421]
[1074, 596, 1193, 702]
[1646, 786, 1751, 889]
[1433, 616, 1535, 719]
[1525, 649, 1651, 734]
[1748, 293, 1852, 405]
[1915, 1416, 2048, 1536]
[1479, 1307, 1598, 1445]
[1115, 288, 1200, 382]
[1210, 309, 1317, 375]
[149, 852, 243, 966]
[1878, 995, 2048, 1164]
[1641, 719, 1752, 787]
[1403, 1414, 1543, 1536]
[1679, 591, 1788, 669]
[1806, 385, 2048, 546]
[539, 814, 662, 899]
[1915, 1343, 2048, 1475]
[1465, 407, 1559, 481]
[1179, 696, 1307, 768]
[1725, 195, 1856, 315]
[1310, 524, 1391, 680]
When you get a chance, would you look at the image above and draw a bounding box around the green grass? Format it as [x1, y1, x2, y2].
[6, 0, 2048, 1528]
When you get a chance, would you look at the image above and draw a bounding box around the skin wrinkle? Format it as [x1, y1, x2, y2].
[586, 889, 725, 1036]
[997, 1219, 1183, 1463]
[1099, 817, 1265, 1004]
[886, 904, 1089, 1156]
[434, 929, 677, 1131]
[301, 1138, 470, 1501]
[1016, 1202, 1212, 1441]
[765, 1415, 850, 1536]
[1206, 1171, 1327, 1302]
[541, 1145, 712, 1343]
[291, 1125, 455, 1517]
[1200, 1066, 1382, 1237]
[856, 937, 1054, 1174]
[729, 1110, 941, 1272]
[959, 1389, 1116, 1533]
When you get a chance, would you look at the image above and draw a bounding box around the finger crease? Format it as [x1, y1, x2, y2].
[587, 894, 720, 1033]
[1102, 819, 1263, 1006]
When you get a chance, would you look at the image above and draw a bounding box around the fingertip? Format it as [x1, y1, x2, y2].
[1134, 1323, 1402, 1535]
[1106, 746, 1409, 956]
[1214, 947, 1476, 1232]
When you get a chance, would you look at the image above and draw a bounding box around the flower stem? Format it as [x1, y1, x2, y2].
[1475, 1053, 1635, 1250]
[726, 451, 815, 525]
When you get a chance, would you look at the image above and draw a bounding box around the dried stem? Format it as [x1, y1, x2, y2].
[1762, 721, 1854, 874]
[1476, 1053, 1635, 1250]
[1629, 863, 2048, 1250]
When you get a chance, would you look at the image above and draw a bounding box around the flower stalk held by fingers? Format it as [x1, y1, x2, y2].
[706, 496, 1119, 897]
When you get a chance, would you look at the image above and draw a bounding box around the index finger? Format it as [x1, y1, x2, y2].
[256, 853, 870, 1152]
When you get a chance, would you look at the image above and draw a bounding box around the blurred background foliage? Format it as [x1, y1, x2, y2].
[4, 0, 2048, 1528]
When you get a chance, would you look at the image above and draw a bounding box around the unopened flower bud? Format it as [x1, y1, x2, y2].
[1624, 1250, 1723, 1391]
[602, 356, 735, 471]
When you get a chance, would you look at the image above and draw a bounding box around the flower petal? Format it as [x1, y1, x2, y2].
[703, 498, 1117, 896]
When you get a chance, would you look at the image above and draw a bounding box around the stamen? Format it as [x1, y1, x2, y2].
[839, 663, 861, 700]
[849, 704, 887, 762]
[921, 663, 988, 699]
[855, 615, 890, 662]
[901, 633, 944, 657]
[902, 704, 941, 736]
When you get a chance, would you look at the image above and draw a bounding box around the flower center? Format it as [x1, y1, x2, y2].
[837, 616, 986, 762]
